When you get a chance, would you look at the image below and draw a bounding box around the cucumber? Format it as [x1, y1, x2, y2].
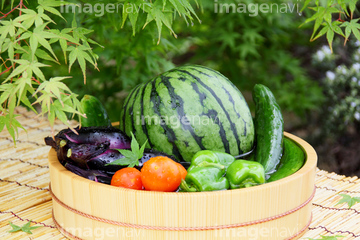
[80, 95, 111, 127]
[252, 84, 284, 175]
[267, 138, 305, 182]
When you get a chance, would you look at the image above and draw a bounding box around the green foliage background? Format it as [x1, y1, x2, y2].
[38, 0, 325, 122]
[1, 0, 357, 124]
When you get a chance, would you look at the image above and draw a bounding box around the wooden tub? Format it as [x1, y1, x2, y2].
[48, 132, 317, 240]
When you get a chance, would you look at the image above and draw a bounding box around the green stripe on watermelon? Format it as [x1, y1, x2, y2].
[177, 69, 235, 153]
[139, 81, 154, 148]
[120, 83, 142, 132]
[122, 84, 143, 134]
[165, 70, 229, 155]
[188, 66, 254, 153]
[130, 83, 148, 138]
[160, 74, 206, 161]
[177, 67, 253, 155]
[121, 84, 140, 124]
[148, 77, 183, 160]
[190, 66, 244, 121]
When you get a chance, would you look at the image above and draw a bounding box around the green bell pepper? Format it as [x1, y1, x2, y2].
[187, 150, 235, 172]
[226, 160, 265, 189]
[180, 162, 229, 192]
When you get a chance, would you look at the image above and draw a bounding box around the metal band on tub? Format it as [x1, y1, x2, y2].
[49, 183, 315, 232]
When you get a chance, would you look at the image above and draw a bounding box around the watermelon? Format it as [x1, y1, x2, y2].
[120, 65, 255, 162]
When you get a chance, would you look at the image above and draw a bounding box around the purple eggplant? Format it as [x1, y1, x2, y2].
[62, 126, 131, 149]
[63, 162, 113, 184]
[45, 126, 131, 168]
[139, 149, 177, 167]
[86, 148, 178, 172]
[87, 149, 124, 172]
[45, 136, 109, 168]
[45, 136, 78, 165]
[68, 142, 109, 169]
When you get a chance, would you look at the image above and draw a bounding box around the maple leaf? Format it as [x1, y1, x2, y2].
[304, 235, 344, 240]
[107, 132, 147, 168]
[336, 194, 360, 208]
[8, 221, 41, 234]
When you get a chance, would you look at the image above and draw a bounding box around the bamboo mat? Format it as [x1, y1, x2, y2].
[1, 106, 360, 240]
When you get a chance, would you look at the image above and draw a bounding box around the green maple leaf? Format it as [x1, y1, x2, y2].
[38, 0, 71, 21]
[304, 235, 344, 240]
[341, 19, 360, 45]
[107, 132, 147, 168]
[8, 220, 41, 234]
[0, 113, 26, 146]
[0, 19, 23, 39]
[49, 28, 79, 63]
[14, 8, 55, 30]
[142, 1, 183, 44]
[217, 31, 241, 52]
[311, 21, 345, 53]
[67, 45, 97, 84]
[31, 76, 83, 132]
[28, 22, 59, 61]
[336, 194, 360, 208]
[65, 15, 100, 84]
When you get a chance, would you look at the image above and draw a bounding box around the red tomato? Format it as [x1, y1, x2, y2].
[141, 156, 182, 192]
[176, 162, 187, 180]
[111, 168, 143, 190]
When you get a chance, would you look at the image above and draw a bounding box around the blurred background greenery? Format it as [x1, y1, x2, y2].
[2, 0, 360, 176]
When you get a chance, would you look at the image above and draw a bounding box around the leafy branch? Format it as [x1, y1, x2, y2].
[0, 0, 101, 139]
[0, 0, 202, 142]
[119, 0, 200, 44]
[301, 0, 360, 52]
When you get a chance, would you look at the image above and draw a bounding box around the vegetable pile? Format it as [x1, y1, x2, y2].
[45, 126, 177, 185]
[45, 65, 306, 192]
